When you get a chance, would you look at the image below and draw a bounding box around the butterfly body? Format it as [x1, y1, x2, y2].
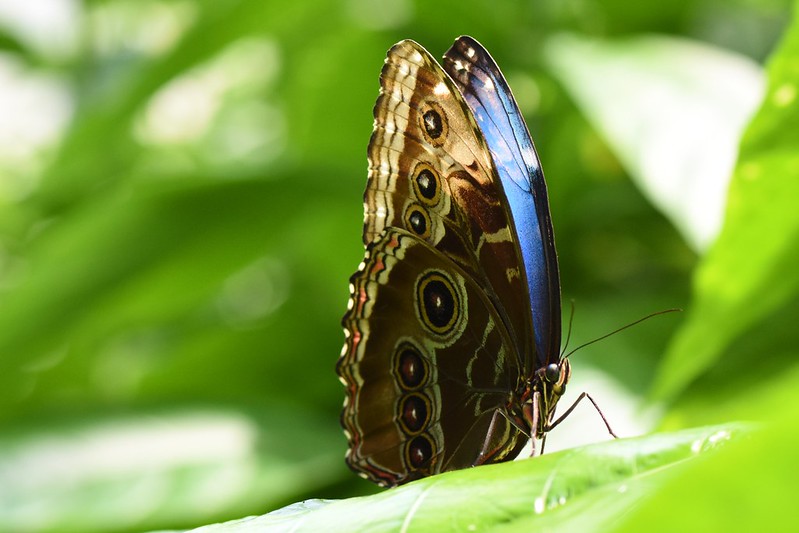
[337, 36, 567, 487]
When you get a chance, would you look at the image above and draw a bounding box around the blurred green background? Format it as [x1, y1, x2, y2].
[0, 0, 795, 531]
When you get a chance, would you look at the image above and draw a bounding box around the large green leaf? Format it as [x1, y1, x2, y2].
[181, 424, 744, 532]
[616, 363, 799, 530]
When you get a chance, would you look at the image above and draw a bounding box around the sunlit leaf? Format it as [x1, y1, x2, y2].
[0, 408, 343, 533]
[653, 3, 799, 402]
[545, 33, 764, 252]
[187, 425, 743, 532]
[616, 366, 799, 531]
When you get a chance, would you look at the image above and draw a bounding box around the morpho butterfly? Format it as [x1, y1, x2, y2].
[337, 36, 587, 487]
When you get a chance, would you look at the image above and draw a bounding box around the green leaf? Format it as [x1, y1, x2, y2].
[0, 177, 341, 404]
[32, 0, 328, 213]
[615, 365, 799, 531]
[182, 425, 744, 532]
[544, 33, 764, 252]
[652, 1, 799, 402]
[0, 408, 344, 533]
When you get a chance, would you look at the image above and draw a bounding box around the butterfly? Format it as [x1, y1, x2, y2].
[336, 36, 577, 487]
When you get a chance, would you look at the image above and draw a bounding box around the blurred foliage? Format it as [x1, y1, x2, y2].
[0, 0, 795, 531]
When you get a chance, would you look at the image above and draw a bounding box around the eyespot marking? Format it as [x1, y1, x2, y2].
[416, 271, 459, 335]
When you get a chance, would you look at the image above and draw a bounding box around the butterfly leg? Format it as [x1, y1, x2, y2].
[474, 409, 506, 465]
[545, 392, 618, 438]
[522, 391, 542, 457]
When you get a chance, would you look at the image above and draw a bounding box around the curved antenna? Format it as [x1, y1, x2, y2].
[562, 308, 682, 360]
[559, 299, 577, 358]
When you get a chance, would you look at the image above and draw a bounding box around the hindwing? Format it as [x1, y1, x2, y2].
[338, 229, 527, 486]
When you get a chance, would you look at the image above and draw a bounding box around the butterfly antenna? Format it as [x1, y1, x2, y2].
[559, 299, 577, 358]
[562, 308, 682, 360]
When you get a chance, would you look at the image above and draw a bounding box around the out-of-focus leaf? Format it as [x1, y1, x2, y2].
[0, 408, 344, 533]
[0, 29, 28, 56]
[33, 0, 330, 213]
[0, 174, 357, 414]
[544, 33, 764, 252]
[652, 4, 799, 402]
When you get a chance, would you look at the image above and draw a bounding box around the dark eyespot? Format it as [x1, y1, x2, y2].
[408, 209, 427, 235]
[417, 272, 459, 334]
[422, 110, 442, 139]
[395, 345, 427, 389]
[415, 168, 438, 202]
[423, 280, 454, 328]
[406, 435, 434, 469]
[399, 393, 429, 433]
[544, 363, 560, 383]
[418, 103, 447, 146]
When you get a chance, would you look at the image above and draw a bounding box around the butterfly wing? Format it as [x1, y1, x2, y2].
[338, 228, 527, 486]
[443, 36, 562, 371]
[363, 39, 536, 367]
[337, 38, 556, 487]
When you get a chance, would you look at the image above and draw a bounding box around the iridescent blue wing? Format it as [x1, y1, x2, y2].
[443, 36, 562, 370]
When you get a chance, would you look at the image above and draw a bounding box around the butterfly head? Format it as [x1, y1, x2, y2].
[543, 359, 571, 395]
[531, 358, 571, 438]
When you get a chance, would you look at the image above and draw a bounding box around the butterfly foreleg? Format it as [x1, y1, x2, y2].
[544, 392, 618, 439]
[474, 409, 506, 466]
[522, 391, 542, 457]
[474, 407, 532, 466]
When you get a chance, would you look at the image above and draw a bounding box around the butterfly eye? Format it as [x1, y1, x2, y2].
[544, 363, 560, 383]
